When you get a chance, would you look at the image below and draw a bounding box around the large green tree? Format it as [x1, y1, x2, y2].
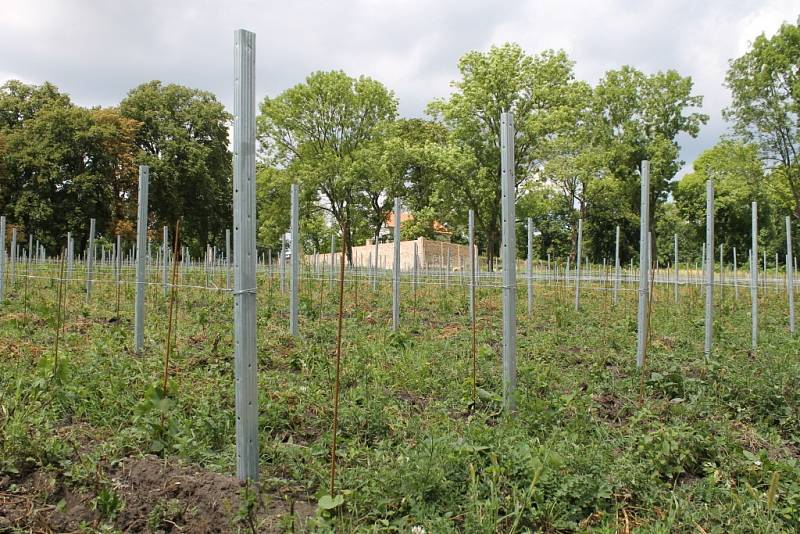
[591, 66, 708, 258]
[428, 43, 590, 269]
[0, 81, 139, 250]
[255, 165, 333, 256]
[674, 140, 788, 259]
[725, 20, 800, 218]
[348, 118, 448, 246]
[257, 70, 398, 262]
[120, 81, 232, 253]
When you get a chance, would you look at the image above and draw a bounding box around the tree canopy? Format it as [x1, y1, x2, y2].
[2, 19, 799, 267]
[725, 21, 800, 218]
[120, 81, 232, 252]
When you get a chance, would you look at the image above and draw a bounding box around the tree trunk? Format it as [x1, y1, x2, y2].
[486, 228, 497, 272]
[343, 219, 353, 266]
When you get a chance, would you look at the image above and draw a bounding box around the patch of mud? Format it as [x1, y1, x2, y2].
[0, 455, 315, 533]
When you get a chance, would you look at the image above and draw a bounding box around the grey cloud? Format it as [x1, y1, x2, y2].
[0, 0, 794, 175]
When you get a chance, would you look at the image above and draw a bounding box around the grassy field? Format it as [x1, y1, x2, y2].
[1, 262, 800, 533]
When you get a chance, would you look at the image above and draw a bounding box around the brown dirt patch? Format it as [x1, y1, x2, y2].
[592, 392, 629, 425]
[436, 323, 462, 339]
[0, 455, 314, 533]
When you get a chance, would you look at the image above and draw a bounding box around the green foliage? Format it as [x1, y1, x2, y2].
[590, 66, 708, 257]
[674, 140, 788, 260]
[428, 44, 589, 266]
[233, 483, 259, 533]
[132, 383, 179, 454]
[120, 80, 232, 254]
[4, 259, 800, 530]
[257, 70, 397, 260]
[147, 498, 184, 532]
[725, 20, 800, 216]
[91, 486, 123, 520]
[0, 80, 140, 250]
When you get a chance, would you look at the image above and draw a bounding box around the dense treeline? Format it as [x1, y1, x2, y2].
[1, 20, 797, 265]
[0, 81, 231, 254]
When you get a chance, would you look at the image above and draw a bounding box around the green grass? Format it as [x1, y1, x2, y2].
[2, 262, 800, 532]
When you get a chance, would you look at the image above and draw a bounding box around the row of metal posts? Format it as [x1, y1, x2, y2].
[1, 62, 799, 481]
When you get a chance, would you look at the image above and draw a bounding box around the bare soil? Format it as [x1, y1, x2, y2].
[0, 455, 314, 533]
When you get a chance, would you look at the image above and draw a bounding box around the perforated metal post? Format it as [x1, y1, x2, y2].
[674, 233, 679, 303]
[392, 197, 401, 331]
[10, 226, 16, 285]
[636, 161, 650, 368]
[751, 202, 758, 350]
[787, 216, 795, 334]
[115, 234, 121, 290]
[574, 218, 582, 311]
[233, 28, 259, 482]
[226, 228, 231, 290]
[413, 242, 418, 292]
[328, 234, 334, 291]
[372, 231, 379, 291]
[733, 247, 739, 299]
[66, 233, 73, 280]
[279, 235, 286, 293]
[704, 180, 715, 360]
[290, 183, 299, 336]
[134, 166, 149, 352]
[614, 226, 620, 304]
[468, 210, 475, 319]
[0, 216, 5, 302]
[500, 111, 517, 411]
[162, 226, 169, 297]
[86, 218, 96, 301]
[527, 218, 533, 316]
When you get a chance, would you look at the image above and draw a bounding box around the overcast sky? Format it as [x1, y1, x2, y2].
[1, 0, 796, 177]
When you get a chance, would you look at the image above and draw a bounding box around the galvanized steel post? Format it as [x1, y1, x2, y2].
[233, 28, 259, 482]
[290, 183, 299, 336]
[328, 234, 334, 291]
[674, 233, 679, 303]
[115, 234, 121, 289]
[162, 226, 169, 297]
[787, 216, 795, 334]
[500, 111, 517, 411]
[66, 232, 73, 280]
[372, 231, 379, 291]
[614, 225, 620, 304]
[574, 218, 582, 311]
[733, 247, 739, 299]
[704, 180, 715, 360]
[134, 166, 149, 352]
[413, 242, 418, 292]
[468, 210, 475, 319]
[751, 202, 758, 350]
[527, 218, 533, 315]
[10, 226, 16, 284]
[392, 197, 401, 331]
[226, 228, 231, 290]
[636, 161, 650, 368]
[279, 235, 286, 293]
[86, 218, 96, 301]
[0, 216, 5, 302]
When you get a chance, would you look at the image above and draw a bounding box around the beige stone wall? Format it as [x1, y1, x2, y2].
[308, 237, 475, 272]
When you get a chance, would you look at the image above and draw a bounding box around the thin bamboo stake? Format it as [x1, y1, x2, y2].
[161, 220, 181, 427]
